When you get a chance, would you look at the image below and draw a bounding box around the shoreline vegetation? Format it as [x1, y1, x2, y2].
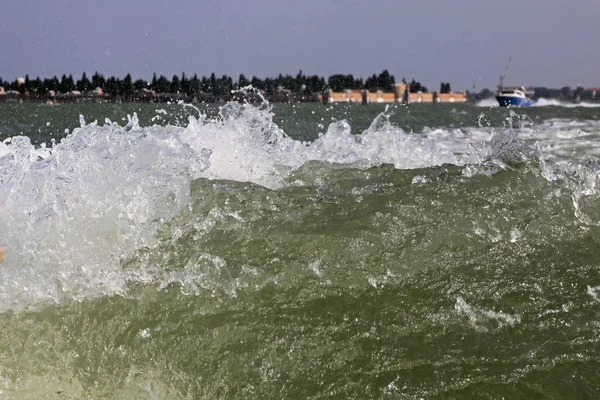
[0, 70, 597, 104]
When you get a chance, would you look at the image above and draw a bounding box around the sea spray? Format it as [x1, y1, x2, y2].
[0, 114, 198, 308]
[2, 100, 600, 310]
[1, 101, 600, 397]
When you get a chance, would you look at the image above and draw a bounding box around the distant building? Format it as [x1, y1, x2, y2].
[395, 82, 408, 100]
[436, 92, 467, 103]
[366, 90, 396, 103]
[409, 92, 434, 103]
[327, 89, 363, 103]
[327, 81, 466, 104]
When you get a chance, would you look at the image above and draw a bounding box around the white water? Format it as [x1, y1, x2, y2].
[476, 97, 600, 108]
[421, 118, 600, 165]
[475, 98, 499, 108]
[533, 98, 600, 108]
[0, 103, 472, 309]
[0, 116, 197, 308]
[1, 101, 600, 309]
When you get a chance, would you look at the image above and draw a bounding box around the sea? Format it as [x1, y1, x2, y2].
[1, 98, 600, 399]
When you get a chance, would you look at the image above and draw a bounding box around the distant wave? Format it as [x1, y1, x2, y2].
[476, 97, 600, 108]
[475, 98, 499, 108]
[532, 98, 600, 108]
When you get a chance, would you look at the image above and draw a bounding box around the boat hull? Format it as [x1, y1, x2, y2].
[496, 95, 533, 107]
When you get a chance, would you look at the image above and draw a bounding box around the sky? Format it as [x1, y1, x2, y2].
[1, 0, 599, 91]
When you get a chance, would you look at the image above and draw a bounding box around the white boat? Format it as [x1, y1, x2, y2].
[496, 86, 534, 107]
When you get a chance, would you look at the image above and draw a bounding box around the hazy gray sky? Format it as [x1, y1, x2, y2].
[1, 0, 598, 90]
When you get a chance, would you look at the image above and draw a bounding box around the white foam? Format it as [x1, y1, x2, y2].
[0, 100, 597, 309]
[533, 98, 600, 108]
[178, 103, 466, 187]
[587, 285, 600, 303]
[0, 115, 198, 308]
[476, 97, 600, 108]
[455, 297, 521, 329]
[475, 98, 499, 108]
[0, 103, 477, 309]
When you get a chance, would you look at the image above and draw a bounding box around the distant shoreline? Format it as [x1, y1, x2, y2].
[1, 87, 598, 106]
[1, 94, 598, 105]
[0, 91, 319, 105]
[1, 70, 598, 105]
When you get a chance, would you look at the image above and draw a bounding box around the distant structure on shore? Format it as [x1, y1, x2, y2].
[0, 83, 316, 104]
[2, 73, 599, 105]
[0, 74, 463, 105]
[325, 82, 467, 104]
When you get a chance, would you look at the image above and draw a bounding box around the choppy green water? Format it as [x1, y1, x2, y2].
[1, 101, 600, 398]
[2, 101, 600, 144]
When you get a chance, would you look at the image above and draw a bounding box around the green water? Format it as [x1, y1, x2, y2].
[2, 101, 600, 143]
[1, 102, 600, 399]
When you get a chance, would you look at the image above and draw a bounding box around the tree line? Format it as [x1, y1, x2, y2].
[0, 70, 432, 97]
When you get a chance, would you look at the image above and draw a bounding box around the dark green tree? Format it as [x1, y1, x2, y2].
[77, 72, 92, 92]
[250, 76, 264, 91]
[200, 76, 209, 93]
[440, 82, 452, 93]
[91, 72, 105, 90]
[305, 75, 325, 93]
[42, 76, 59, 93]
[153, 75, 170, 93]
[237, 74, 250, 89]
[105, 76, 120, 96]
[365, 74, 378, 91]
[377, 70, 395, 91]
[170, 75, 181, 93]
[295, 70, 306, 92]
[59, 74, 75, 93]
[23, 75, 32, 93]
[213, 75, 233, 96]
[133, 79, 146, 91]
[328, 74, 361, 92]
[188, 74, 200, 97]
[31, 77, 43, 93]
[58, 74, 68, 93]
[122, 74, 134, 98]
[180, 72, 189, 95]
[409, 79, 427, 93]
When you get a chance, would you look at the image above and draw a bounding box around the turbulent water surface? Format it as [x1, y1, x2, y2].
[1, 100, 600, 399]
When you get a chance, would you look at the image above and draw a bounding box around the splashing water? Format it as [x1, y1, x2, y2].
[3, 100, 600, 310]
[2, 100, 600, 398]
[0, 101, 476, 309]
